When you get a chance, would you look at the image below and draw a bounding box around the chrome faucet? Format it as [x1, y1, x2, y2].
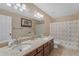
[8, 39, 19, 47]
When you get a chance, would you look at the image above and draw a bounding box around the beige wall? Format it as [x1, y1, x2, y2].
[43, 15, 52, 36]
[52, 12, 79, 22]
[0, 9, 37, 39]
[26, 3, 53, 36]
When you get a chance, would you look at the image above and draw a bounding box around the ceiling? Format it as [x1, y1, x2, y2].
[34, 3, 79, 18]
[1, 3, 79, 21]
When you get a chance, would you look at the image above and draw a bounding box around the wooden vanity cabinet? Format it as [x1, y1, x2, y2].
[24, 39, 54, 56]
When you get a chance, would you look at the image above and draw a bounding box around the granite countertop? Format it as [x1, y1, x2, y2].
[0, 36, 53, 56]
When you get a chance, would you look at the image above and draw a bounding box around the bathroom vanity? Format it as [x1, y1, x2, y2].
[25, 39, 53, 56]
[0, 36, 54, 56]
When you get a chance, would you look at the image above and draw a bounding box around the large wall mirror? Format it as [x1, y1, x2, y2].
[0, 15, 12, 42]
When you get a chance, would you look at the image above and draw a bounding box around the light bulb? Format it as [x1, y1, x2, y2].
[19, 8, 23, 12]
[40, 14, 43, 18]
[14, 6, 18, 9]
[22, 4, 26, 10]
[6, 3, 12, 7]
[34, 14, 41, 18]
[16, 3, 21, 7]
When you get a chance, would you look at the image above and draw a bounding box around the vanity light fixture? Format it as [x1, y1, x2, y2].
[34, 14, 40, 18]
[6, 3, 27, 12]
[34, 12, 44, 19]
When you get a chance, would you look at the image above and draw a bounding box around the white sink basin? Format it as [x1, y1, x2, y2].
[13, 44, 31, 52]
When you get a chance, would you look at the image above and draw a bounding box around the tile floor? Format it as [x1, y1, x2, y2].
[50, 48, 79, 56]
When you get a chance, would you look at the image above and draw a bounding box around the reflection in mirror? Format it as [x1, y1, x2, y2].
[35, 23, 45, 38]
[0, 15, 12, 43]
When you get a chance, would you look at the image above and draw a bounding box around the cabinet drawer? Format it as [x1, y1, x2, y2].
[25, 49, 37, 56]
[37, 45, 43, 53]
[36, 50, 43, 56]
[44, 42, 48, 48]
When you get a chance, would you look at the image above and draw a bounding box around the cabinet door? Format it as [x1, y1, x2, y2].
[48, 41, 52, 52]
[44, 46, 50, 56]
[51, 39, 54, 49]
[44, 42, 48, 48]
[49, 40, 54, 52]
[24, 50, 37, 56]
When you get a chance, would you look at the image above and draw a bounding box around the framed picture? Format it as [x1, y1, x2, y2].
[21, 18, 32, 27]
